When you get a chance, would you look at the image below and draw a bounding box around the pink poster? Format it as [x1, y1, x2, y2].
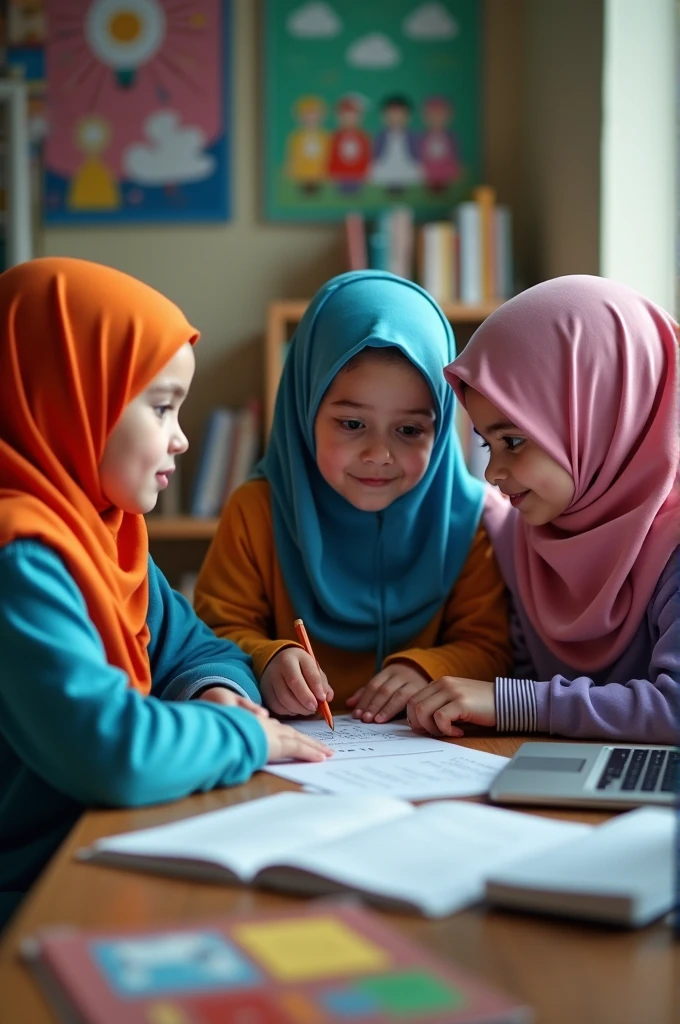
[44, 0, 230, 223]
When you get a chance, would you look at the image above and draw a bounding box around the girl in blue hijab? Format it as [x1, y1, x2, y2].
[195, 272, 510, 721]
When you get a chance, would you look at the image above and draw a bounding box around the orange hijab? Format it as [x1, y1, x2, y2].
[0, 258, 198, 694]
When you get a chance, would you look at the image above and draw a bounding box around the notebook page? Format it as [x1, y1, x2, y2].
[266, 801, 591, 916]
[81, 793, 412, 882]
[281, 714, 449, 759]
[267, 742, 508, 799]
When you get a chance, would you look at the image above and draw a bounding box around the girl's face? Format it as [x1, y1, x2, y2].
[99, 342, 195, 514]
[314, 353, 436, 512]
[465, 387, 575, 526]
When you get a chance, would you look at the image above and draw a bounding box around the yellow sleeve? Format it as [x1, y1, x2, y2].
[383, 523, 512, 681]
[193, 481, 299, 680]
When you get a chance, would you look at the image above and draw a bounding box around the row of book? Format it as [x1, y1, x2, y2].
[158, 399, 262, 520]
[344, 186, 514, 305]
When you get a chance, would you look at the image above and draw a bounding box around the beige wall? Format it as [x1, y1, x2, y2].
[38, 0, 538, 485]
[522, 0, 603, 283]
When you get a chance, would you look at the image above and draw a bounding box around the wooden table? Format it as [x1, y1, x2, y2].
[0, 735, 677, 1023]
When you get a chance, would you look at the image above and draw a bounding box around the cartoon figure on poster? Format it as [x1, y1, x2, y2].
[370, 95, 422, 195]
[328, 94, 371, 194]
[285, 95, 329, 195]
[44, 0, 230, 223]
[420, 96, 461, 192]
[69, 117, 120, 210]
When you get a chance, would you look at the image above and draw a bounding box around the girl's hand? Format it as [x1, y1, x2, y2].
[260, 718, 333, 763]
[346, 662, 430, 723]
[406, 677, 496, 737]
[198, 687, 269, 718]
[260, 648, 334, 717]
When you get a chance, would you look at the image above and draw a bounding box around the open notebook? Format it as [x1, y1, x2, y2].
[79, 793, 588, 919]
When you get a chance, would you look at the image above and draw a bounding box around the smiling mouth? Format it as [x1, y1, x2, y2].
[506, 490, 530, 507]
[351, 476, 397, 487]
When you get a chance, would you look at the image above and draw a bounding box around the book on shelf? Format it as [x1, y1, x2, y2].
[344, 211, 367, 270]
[485, 806, 676, 928]
[77, 792, 587, 919]
[20, 901, 531, 1024]
[189, 401, 262, 519]
[417, 221, 458, 303]
[412, 188, 514, 306]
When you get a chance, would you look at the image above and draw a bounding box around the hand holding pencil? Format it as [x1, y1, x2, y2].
[294, 618, 334, 732]
[259, 624, 335, 724]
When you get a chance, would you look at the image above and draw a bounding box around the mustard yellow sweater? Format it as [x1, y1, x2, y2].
[194, 480, 511, 709]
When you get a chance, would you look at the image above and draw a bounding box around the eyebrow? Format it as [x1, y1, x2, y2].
[473, 420, 520, 435]
[330, 399, 435, 417]
[147, 383, 188, 399]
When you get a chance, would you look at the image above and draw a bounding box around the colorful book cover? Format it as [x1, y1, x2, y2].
[22, 901, 531, 1024]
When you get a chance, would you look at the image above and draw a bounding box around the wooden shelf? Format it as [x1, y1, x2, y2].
[146, 516, 218, 540]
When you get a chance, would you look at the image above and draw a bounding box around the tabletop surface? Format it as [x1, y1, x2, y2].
[1, 733, 677, 1024]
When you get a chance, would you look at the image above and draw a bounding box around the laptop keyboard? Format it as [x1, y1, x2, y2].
[596, 747, 679, 794]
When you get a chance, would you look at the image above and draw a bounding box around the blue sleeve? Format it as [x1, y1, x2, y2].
[0, 541, 268, 808]
[146, 557, 261, 704]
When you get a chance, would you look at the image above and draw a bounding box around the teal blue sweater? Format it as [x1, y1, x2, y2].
[0, 540, 268, 928]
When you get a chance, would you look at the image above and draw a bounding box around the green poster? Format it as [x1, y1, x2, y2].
[263, 0, 482, 221]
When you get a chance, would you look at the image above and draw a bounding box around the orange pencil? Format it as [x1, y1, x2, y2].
[294, 617, 334, 732]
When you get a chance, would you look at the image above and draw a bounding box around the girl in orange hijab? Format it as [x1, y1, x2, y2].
[0, 258, 329, 930]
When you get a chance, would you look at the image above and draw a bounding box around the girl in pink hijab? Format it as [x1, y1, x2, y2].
[407, 275, 679, 743]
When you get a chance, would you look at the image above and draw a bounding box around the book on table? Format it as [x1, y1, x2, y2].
[21, 900, 532, 1024]
[485, 806, 675, 927]
[78, 792, 589, 919]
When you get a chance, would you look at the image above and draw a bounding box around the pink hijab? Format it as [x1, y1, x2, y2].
[445, 275, 680, 673]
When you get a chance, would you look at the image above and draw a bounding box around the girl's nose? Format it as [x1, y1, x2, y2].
[171, 428, 189, 455]
[361, 439, 393, 464]
[485, 452, 507, 487]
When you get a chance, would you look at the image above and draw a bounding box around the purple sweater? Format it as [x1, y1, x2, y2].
[487, 512, 679, 743]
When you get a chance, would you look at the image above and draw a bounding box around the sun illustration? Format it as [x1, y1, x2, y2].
[86, 0, 166, 87]
[52, 0, 209, 97]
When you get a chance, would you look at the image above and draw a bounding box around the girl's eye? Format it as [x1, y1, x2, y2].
[478, 439, 491, 450]
[340, 419, 364, 431]
[398, 424, 423, 438]
[154, 405, 172, 418]
[502, 436, 526, 451]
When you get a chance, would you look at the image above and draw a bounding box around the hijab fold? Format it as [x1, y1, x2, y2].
[0, 258, 198, 694]
[255, 271, 485, 658]
[446, 275, 680, 672]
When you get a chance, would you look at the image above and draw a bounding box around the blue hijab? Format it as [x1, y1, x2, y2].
[255, 271, 484, 663]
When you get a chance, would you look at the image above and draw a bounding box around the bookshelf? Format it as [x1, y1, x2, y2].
[265, 298, 503, 436]
[146, 517, 219, 541]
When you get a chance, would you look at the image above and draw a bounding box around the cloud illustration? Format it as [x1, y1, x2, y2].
[403, 3, 459, 40]
[346, 33, 400, 70]
[123, 111, 215, 185]
[287, 2, 341, 38]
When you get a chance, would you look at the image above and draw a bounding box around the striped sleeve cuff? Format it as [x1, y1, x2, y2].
[495, 678, 538, 732]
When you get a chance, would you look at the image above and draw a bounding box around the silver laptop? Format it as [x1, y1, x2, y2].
[489, 742, 678, 810]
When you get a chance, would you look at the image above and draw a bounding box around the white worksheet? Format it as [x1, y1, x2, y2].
[282, 714, 449, 760]
[264, 715, 509, 799]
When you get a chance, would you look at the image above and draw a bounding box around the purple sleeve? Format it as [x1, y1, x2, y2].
[530, 564, 679, 743]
